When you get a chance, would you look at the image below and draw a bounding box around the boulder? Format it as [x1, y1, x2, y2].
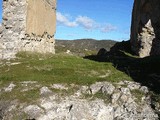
[97, 48, 107, 56]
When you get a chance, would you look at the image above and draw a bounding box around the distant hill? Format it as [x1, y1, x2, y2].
[55, 39, 117, 56]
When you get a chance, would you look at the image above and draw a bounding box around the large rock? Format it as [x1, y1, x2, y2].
[0, 0, 56, 59]
[131, 0, 160, 57]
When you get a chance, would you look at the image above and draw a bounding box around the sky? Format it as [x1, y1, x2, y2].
[0, 0, 2, 23]
[55, 0, 134, 41]
[0, 0, 134, 41]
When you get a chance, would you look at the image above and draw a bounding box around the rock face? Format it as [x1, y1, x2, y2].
[131, 0, 160, 57]
[0, 0, 56, 59]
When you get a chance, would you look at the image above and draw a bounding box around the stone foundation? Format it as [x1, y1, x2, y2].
[0, 0, 56, 59]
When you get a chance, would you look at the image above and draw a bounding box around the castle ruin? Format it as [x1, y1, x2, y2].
[1, 0, 160, 59]
[0, 0, 56, 59]
[131, 0, 160, 57]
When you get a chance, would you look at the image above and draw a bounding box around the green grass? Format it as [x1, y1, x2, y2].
[94, 91, 111, 104]
[0, 52, 132, 87]
[120, 50, 139, 58]
[0, 88, 40, 103]
[131, 89, 145, 103]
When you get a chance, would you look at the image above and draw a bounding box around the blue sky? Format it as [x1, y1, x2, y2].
[0, 0, 2, 23]
[0, 0, 134, 41]
[56, 0, 134, 41]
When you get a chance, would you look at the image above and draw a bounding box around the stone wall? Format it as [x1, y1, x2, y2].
[26, 0, 56, 36]
[130, 0, 160, 57]
[0, 0, 27, 59]
[0, 0, 56, 59]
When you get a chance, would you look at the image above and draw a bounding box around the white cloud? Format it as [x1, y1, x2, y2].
[75, 16, 96, 30]
[56, 12, 78, 27]
[56, 12, 117, 32]
[67, 33, 78, 37]
[100, 24, 117, 33]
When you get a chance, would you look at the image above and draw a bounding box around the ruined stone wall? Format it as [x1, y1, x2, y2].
[26, 0, 56, 36]
[131, 0, 160, 57]
[0, 0, 27, 59]
[0, 0, 56, 59]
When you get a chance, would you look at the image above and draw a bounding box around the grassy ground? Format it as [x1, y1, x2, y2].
[0, 52, 132, 87]
[0, 51, 159, 115]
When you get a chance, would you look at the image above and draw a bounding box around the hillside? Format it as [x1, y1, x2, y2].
[55, 39, 117, 56]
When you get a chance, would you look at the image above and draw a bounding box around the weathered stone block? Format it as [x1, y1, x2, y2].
[0, 0, 56, 59]
[131, 0, 160, 57]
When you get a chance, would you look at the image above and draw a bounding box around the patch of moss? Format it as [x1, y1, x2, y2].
[0, 87, 40, 104]
[84, 91, 111, 104]
[131, 89, 145, 103]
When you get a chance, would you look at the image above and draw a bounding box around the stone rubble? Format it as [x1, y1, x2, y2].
[0, 81, 159, 120]
[3, 83, 16, 92]
[24, 105, 44, 118]
[50, 84, 68, 90]
[40, 86, 53, 96]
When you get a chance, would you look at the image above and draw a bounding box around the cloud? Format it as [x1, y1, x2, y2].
[56, 12, 78, 27]
[56, 12, 117, 32]
[75, 16, 96, 30]
[67, 33, 78, 37]
[100, 24, 117, 33]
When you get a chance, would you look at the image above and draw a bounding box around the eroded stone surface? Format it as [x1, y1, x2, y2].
[40, 86, 53, 96]
[0, 81, 159, 120]
[131, 0, 160, 57]
[4, 83, 16, 92]
[24, 105, 44, 118]
[0, 0, 56, 59]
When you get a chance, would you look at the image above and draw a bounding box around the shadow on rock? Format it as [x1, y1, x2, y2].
[84, 40, 160, 94]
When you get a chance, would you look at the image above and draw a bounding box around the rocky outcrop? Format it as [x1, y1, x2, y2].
[0, 0, 56, 59]
[0, 81, 159, 120]
[131, 0, 160, 57]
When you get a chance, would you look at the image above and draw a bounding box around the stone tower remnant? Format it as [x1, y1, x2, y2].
[131, 0, 160, 57]
[0, 0, 56, 59]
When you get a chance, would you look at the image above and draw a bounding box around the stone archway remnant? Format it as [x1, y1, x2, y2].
[131, 0, 160, 57]
[0, 0, 56, 59]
